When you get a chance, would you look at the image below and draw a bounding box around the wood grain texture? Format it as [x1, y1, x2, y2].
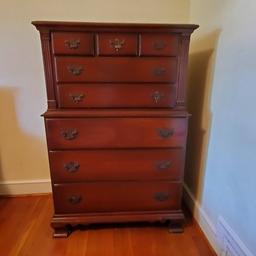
[97, 33, 138, 56]
[45, 117, 188, 149]
[33, 22, 199, 237]
[140, 33, 179, 56]
[52, 182, 182, 213]
[49, 149, 184, 182]
[0, 195, 216, 256]
[51, 32, 94, 55]
[54, 57, 177, 83]
[57, 83, 177, 108]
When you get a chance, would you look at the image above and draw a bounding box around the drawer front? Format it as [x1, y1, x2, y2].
[51, 32, 94, 55]
[49, 149, 184, 182]
[53, 182, 182, 213]
[57, 84, 176, 108]
[140, 34, 179, 56]
[54, 57, 177, 83]
[97, 33, 137, 56]
[45, 118, 187, 149]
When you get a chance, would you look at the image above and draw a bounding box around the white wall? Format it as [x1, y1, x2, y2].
[187, 0, 256, 253]
[0, 0, 189, 183]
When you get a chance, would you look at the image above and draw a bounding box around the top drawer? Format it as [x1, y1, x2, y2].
[140, 34, 179, 56]
[51, 32, 94, 55]
[97, 33, 137, 56]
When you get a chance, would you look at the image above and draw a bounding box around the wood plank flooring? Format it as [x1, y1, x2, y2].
[0, 195, 216, 256]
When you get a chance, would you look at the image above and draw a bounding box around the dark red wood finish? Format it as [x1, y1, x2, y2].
[57, 83, 176, 108]
[140, 34, 179, 56]
[45, 117, 187, 149]
[51, 32, 94, 55]
[49, 149, 184, 183]
[97, 33, 137, 56]
[53, 182, 182, 213]
[33, 21, 198, 237]
[54, 57, 177, 83]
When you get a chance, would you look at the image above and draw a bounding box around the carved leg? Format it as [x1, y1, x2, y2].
[168, 219, 183, 233]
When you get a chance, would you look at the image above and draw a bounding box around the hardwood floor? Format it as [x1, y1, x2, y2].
[0, 195, 216, 256]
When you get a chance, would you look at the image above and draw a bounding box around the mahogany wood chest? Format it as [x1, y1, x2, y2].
[32, 21, 198, 237]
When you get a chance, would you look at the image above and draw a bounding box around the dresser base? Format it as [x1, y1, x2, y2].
[51, 210, 184, 238]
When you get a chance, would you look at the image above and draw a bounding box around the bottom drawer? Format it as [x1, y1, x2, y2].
[53, 182, 182, 214]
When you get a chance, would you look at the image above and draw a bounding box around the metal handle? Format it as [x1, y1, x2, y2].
[158, 128, 174, 138]
[157, 161, 171, 170]
[61, 129, 78, 140]
[152, 91, 164, 103]
[64, 39, 80, 49]
[67, 65, 83, 76]
[68, 195, 82, 204]
[154, 192, 170, 202]
[154, 67, 166, 76]
[64, 162, 80, 172]
[153, 41, 166, 50]
[109, 38, 125, 52]
[69, 94, 85, 103]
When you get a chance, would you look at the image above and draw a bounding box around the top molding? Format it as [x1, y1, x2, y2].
[32, 21, 199, 33]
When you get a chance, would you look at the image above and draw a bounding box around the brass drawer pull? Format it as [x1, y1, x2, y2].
[154, 192, 170, 202]
[153, 41, 166, 50]
[109, 38, 125, 52]
[69, 94, 85, 103]
[61, 129, 78, 140]
[154, 67, 166, 76]
[64, 39, 80, 49]
[158, 128, 174, 138]
[67, 65, 83, 76]
[68, 195, 82, 204]
[152, 91, 164, 103]
[64, 162, 80, 172]
[157, 161, 171, 170]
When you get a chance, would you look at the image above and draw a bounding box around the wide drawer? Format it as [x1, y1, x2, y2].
[140, 34, 179, 56]
[57, 84, 176, 108]
[49, 149, 184, 183]
[54, 57, 177, 83]
[51, 32, 94, 55]
[53, 182, 182, 213]
[97, 33, 137, 56]
[45, 118, 188, 149]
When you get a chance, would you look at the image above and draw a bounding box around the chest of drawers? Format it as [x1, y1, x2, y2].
[33, 21, 198, 237]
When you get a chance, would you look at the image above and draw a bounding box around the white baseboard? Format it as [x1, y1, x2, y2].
[183, 183, 219, 253]
[0, 179, 52, 195]
[217, 216, 254, 256]
[183, 183, 254, 256]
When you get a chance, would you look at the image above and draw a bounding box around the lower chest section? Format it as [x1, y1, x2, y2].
[46, 116, 187, 215]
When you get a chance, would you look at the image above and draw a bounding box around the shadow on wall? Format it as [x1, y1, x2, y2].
[0, 87, 49, 194]
[185, 30, 221, 206]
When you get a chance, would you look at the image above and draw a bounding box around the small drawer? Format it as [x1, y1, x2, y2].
[49, 149, 184, 183]
[51, 32, 94, 55]
[52, 182, 182, 213]
[54, 57, 177, 83]
[45, 117, 187, 149]
[140, 34, 179, 56]
[57, 84, 176, 108]
[97, 33, 137, 56]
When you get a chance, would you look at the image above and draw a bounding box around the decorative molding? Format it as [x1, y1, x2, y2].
[39, 30, 57, 109]
[0, 179, 51, 195]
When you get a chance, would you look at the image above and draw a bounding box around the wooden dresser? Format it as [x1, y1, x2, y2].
[32, 21, 198, 237]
